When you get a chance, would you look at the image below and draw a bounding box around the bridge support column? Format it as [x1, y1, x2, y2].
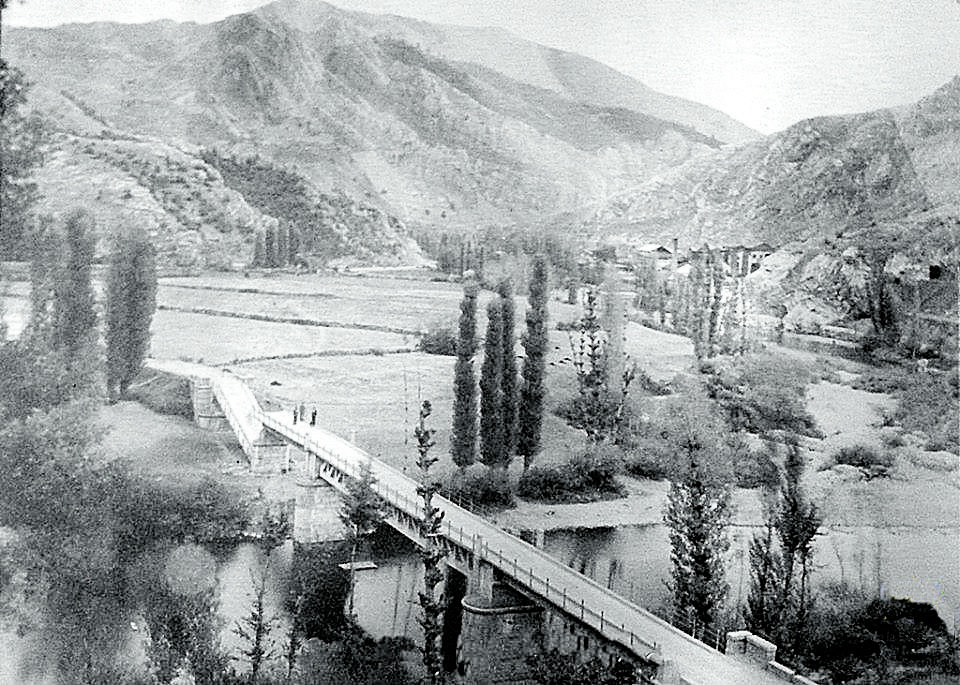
[190, 377, 229, 430]
[458, 582, 543, 685]
[293, 478, 345, 543]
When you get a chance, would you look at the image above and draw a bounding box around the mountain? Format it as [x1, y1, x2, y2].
[2, 0, 757, 266]
[590, 76, 960, 252]
[256, 0, 759, 145]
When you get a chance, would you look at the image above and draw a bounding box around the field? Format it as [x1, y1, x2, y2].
[150, 272, 695, 478]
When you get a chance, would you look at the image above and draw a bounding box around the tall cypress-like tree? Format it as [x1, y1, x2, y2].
[479, 298, 505, 467]
[252, 228, 265, 267]
[276, 222, 289, 267]
[518, 255, 548, 470]
[264, 224, 277, 268]
[776, 436, 821, 642]
[106, 229, 157, 399]
[52, 210, 97, 355]
[661, 392, 732, 631]
[451, 281, 479, 471]
[415, 401, 446, 685]
[497, 279, 519, 463]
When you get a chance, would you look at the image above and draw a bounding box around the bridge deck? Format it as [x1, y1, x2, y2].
[204, 368, 782, 685]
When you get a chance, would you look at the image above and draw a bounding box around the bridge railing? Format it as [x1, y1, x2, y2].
[211, 377, 258, 457]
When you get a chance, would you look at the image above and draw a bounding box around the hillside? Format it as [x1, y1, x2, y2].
[1, 0, 753, 263]
[592, 76, 960, 252]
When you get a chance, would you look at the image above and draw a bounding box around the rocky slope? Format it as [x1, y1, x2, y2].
[592, 76, 960, 252]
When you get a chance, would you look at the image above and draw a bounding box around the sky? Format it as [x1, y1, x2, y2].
[3, 0, 959, 134]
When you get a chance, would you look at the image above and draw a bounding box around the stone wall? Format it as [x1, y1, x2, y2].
[725, 631, 818, 685]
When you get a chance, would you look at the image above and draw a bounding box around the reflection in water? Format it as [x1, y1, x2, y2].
[542, 524, 960, 627]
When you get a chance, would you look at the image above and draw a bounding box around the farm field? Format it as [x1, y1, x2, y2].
[149, 309, 412, 364]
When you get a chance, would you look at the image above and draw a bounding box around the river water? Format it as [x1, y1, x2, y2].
[2, 520, 954, 685]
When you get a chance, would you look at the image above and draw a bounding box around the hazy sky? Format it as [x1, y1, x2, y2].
[3, 0, 959, 133]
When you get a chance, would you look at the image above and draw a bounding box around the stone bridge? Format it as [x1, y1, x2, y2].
[183, 365, 807, 685]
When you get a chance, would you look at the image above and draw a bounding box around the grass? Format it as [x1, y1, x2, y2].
[149, 310, 411, 364]
[97, 401, 242, 487]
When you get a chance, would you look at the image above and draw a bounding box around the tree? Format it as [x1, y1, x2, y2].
[479, 298, 505, 467]
[340, 459, 385, 617]
[518, 255, 549, 471]
[264, 224, 277, 268]
[234, 570, 279, 683]
[106, 229, 157, 400]
[253, 228, 265, 267]
[451, 280, 479, 471]
[277, 222, 289, 267]
[52, 210, 97, 356]
[660, 392, 733, 631]
[0, 60, 45, 258]
[497, 279, 519, 463]
[562, 288, 635, 445]
[415, 400, 446, 685]
[744, 486, 783, 638]
[775, 436, 821, 645]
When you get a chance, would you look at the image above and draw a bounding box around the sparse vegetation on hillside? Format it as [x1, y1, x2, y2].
[201, 150, 414, 264]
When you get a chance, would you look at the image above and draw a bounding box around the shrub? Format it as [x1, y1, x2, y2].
[126, 370, 194, 419]
[518, 449, 625, 503]
[635, 368, 671, 396]
[702, 353, 821, 438]
[894, 370, 959, 454]
[417, 325, 457, 356]
[833, 444, 893, 470]
[443, 469, 514, 508]
[732, 440, 781, 489]
[623, 436, 671, 480]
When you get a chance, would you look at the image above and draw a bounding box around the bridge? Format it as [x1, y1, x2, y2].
[181, 363, 800, 685]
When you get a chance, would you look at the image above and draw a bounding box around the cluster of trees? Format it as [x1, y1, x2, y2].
[449, 257, 550, 481]
[252, 222, 301, 269]
[0, 59, 45, 259]
[415, 226, 580, 284]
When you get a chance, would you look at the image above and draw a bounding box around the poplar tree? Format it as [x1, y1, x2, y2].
[776, 436, 821, 640]
[52, 210, 97, 355]
[340, 460, 385, 617]
[252, 229, 265, 267]
[264, 224, 277, 268]
[276, 222, 289, 266]
[106, 229, 157, 399]
[451, 281, 479, 471]
[497, 279, 519, 462]
[518, 255, 548, 470]
[415, 400, 446, 685]
[479, 298, 505, 467]
[661, 392, 732, 632]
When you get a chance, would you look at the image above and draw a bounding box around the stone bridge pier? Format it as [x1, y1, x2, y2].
[443, 552, 654, 685]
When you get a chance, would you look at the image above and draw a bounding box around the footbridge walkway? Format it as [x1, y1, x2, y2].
[195, 365, 785, 685]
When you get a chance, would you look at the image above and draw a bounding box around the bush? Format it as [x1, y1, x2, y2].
[443, 469, 515, 508]
[417, 325, 457, 356]
[635, 369, 671, 396]
[623, 436, 671, 480]
[126, 370, 194, 419]
[519, 449, 625, 503]
[702, 354, 821, 438]
[733, 441, 781, 489]
[833, 444, 893, 470]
